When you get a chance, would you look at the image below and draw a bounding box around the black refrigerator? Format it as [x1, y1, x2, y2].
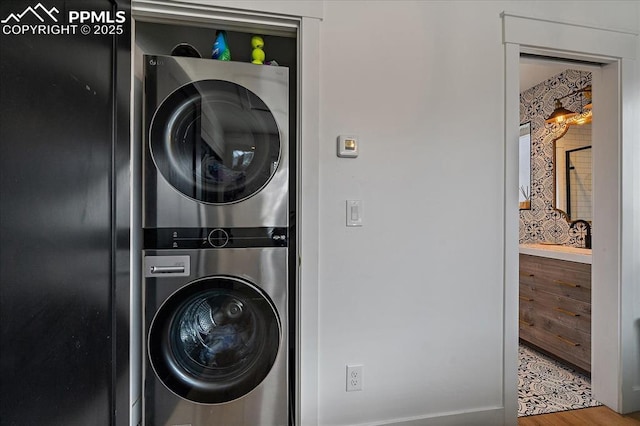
[0, 1, 131, 424]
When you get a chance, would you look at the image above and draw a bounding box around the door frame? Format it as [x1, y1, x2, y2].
[130, 2, 322, 425]
[502, 11, 639, 422]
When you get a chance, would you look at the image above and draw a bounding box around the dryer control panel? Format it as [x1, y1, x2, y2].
[144, 227, 288, 250]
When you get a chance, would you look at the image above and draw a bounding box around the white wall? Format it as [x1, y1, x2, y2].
[318, 3, 505, 425]
[316, 1, 639, 425]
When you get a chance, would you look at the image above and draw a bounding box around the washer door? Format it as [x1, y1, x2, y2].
[150, 80, 281, 204]
[148, 276, 281, 404]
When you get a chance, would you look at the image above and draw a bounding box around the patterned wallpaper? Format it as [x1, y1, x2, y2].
[519, 69, 592, 248]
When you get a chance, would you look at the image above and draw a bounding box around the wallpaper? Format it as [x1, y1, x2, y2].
[519, 69, 592, 248]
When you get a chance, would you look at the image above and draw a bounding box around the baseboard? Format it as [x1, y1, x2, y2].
[622, 387, 640, 415]
[350, 407, 505, 426]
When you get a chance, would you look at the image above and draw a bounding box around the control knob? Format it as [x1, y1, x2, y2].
[207, 228, 229, 248]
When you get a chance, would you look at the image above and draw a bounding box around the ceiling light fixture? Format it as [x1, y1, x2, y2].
[544, 76, 592, 125]
[545, 99, 578, 124]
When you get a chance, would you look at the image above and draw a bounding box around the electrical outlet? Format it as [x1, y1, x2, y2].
[346, 364, 363, 391]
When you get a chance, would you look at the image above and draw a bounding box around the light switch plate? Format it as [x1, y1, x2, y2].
[337, 135, 358, 158]
[346, 200, 363, 227]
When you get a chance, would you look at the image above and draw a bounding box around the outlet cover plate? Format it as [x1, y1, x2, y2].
[346, 364, 363, 391]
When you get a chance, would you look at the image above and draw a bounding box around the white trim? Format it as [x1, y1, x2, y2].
[502, 12, 637, 60]
[297, 15, 321, 426]
[501, 11, 638, 36]
[503, 11, 640, 415]
[349, 407, 504, 426]
[156, 0, 323, 20]
[503, 41, 520, 426]
[132, 0, 300, 36]
[590, 61, 622, 412]
[131, 3, 321, 425]
[620, 56, 640, 413]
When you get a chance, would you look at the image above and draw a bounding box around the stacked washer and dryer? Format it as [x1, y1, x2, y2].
[142, 55, 289, 426]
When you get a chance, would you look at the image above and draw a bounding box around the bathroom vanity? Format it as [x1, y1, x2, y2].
[519, 244, 592, 372]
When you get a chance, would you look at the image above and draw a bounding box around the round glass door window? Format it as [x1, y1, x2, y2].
[148, 276, 281, 403]
[150, 80, 281, 204]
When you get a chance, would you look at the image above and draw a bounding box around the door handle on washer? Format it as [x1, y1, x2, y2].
[150, 266, 185, 274]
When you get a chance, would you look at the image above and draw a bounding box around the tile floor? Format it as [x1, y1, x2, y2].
[518, 343, 602, 417]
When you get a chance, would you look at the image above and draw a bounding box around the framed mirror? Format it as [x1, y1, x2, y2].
[554, 123, 592, 221]
[519, 122, 531, 210]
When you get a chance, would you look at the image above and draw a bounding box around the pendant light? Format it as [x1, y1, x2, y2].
[545, 71, 592, 125]
[545, 99, 578, 124]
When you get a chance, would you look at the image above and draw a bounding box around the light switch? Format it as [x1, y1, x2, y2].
[337, 135, 359, 158]
[346, 200, 363, 227]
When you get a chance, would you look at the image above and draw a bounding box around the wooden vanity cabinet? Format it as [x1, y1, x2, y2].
[519, 254, 592, 372]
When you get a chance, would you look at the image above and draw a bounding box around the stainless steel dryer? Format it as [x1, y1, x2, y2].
[143, 227, 288, 426]
[143, 55, 289, 228]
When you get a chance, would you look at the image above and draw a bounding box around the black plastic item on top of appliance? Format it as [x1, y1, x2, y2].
[171, 43, 202, 58]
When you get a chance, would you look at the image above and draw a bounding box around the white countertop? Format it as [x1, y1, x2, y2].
[519, 243, 592, 264]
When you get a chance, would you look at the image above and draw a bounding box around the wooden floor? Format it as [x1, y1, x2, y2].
[518, 406, 640, 426]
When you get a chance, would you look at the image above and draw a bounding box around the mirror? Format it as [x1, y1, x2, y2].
[554, 123, 592, 221]
[519, 122, 531, 209]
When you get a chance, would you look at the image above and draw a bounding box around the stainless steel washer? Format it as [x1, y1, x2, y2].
[143, 55, 289, 228]
[143, 227, 288, 426]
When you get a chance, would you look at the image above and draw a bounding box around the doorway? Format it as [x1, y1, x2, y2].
[502, 11, 636, 421]
[517, 55, 601, 417]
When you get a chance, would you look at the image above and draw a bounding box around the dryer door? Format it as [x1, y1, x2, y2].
[148, 276, 281, 404]
[149, 80, 281, 204]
